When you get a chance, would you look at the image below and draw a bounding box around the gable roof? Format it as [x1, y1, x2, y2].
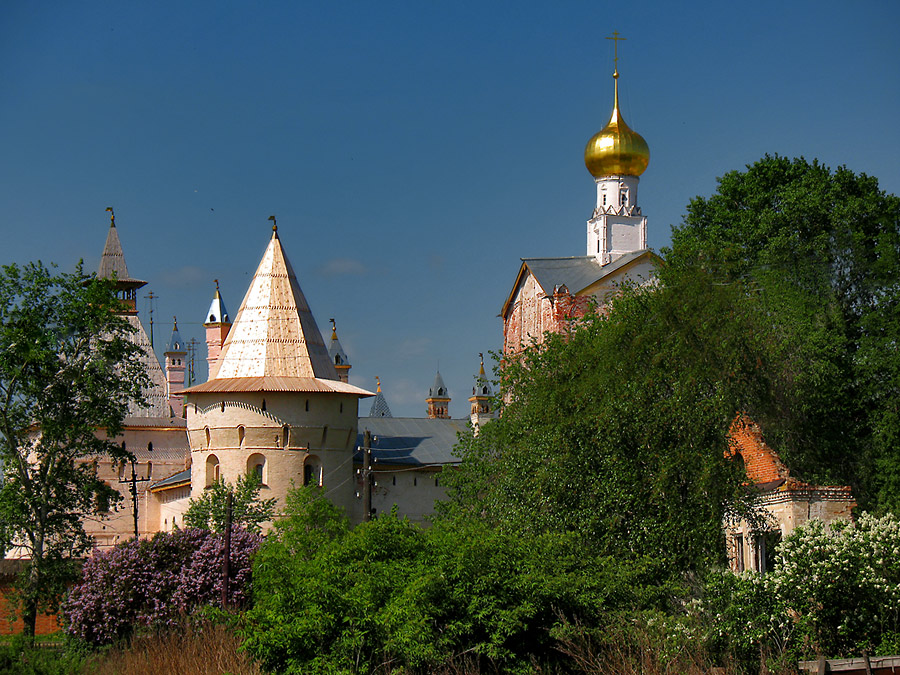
[500, 249, 657, 318]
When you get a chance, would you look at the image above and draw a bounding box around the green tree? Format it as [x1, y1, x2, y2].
[667, 155, 900, 509]
[440, 263, 781, 577]
[183, 471, 276, 533]
[0, 262, 148, 641]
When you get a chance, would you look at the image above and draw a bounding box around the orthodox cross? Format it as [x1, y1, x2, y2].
[605, 31, 626, 73]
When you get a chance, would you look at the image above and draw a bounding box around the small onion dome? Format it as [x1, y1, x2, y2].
[584, 72, 649, 178]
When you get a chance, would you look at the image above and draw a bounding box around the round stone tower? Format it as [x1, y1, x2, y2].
[182, 223, 373, 518]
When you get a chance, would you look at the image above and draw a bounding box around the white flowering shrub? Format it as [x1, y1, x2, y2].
[704, 513, 900, 665]
[773, 512, 900, 657]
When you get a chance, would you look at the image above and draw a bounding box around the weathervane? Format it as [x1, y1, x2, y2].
[268, 215, 277, 232]
[105, 206, 115, 227]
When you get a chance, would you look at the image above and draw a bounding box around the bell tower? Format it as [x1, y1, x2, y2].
[584, 32, 650, 265]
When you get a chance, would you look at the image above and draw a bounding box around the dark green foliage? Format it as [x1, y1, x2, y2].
[243, 486, 673, 674]
[441, 264, 774, 576]
[667, 155, 900, 509]
[0, 262, 149, 641]
[183, 472, 277, 533]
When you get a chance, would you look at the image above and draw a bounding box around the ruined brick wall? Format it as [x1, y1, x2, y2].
[726, 415, 791, 484]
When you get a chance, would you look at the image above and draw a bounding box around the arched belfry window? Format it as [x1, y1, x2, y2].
[238, 425, 245, 448]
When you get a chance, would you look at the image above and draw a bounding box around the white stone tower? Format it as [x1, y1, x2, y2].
[584, 33, 650, 265]
[183, 222, 373, 520]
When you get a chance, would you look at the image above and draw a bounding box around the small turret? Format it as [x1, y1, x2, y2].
[327, 319, 352, 384]
[368, 377, 393, 418]
[426, 370, 451, 419]
[164, 317, 187, 417]
[468, 353, 494, 431]
[204, 280, 232, 380]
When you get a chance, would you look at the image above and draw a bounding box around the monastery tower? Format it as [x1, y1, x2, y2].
[183, 223, 373, 518]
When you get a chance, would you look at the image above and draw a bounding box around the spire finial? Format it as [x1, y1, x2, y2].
[105, 206, 115, 227]
[479, 352, 485, 376]
[268, 215, 277, 235]
[606, 30, 626, 78]
[605, 31, 626, 109]
[375, 376, 382, 393]
[330, 317, 337, 340]
[173, 315, 178, 330]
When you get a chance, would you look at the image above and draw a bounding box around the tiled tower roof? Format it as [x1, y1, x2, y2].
[368, 377, 393, 418]
[97, 209, 146, 286]
[185, 225, 372, 398]
[213, 227, 336, 380]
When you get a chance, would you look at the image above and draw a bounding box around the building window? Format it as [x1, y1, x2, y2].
[734, 534, 745, 573]
[303, 456, 322, 487]
[247, 453, 266, 485]
[238, 425, 245, 448]
[206, 455, 220, 487]
[205, 427, 211, 449]
[620, 190, 628, 207]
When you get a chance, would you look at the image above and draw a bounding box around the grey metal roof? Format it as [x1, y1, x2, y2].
[428, 371, 449, 398]
[524, 249, 649, 296]
[165, 323, 186, 354]
[502, 249, 655, 318]
[150, 468, 191, 491]
[356, 417, 468, 466]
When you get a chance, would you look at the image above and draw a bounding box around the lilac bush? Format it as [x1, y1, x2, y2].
[63, 527, 262, 646]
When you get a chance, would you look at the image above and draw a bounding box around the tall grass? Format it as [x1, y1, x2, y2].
[82, 622, 261, 675]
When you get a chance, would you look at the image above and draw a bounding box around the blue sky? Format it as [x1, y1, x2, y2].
[2, 1, 898, 417]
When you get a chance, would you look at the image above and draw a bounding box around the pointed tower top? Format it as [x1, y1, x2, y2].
[368, 377, 393, 417]
[165, 316, 186, 354]
[327, 318, 350, 368]
[210, 227, 338, 380]
[429, 370, 449, 399]
[97, 208, 146, 287]
[205, 279, 231, 326]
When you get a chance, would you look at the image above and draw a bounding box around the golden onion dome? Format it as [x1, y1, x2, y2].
[584, 71, 650, 178]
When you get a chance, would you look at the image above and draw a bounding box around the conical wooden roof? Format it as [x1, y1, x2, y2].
[98, 222, 146, 286]
[185, 228, 372, 397]
[212, 228, 337, 380]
